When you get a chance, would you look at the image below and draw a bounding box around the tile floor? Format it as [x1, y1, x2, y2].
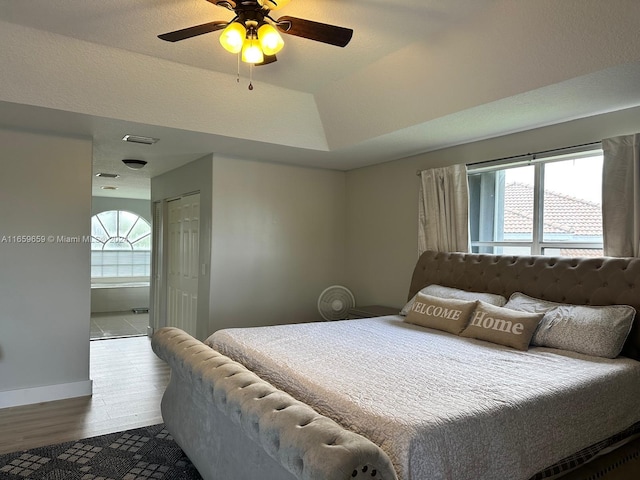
[90, 311, 149, 340]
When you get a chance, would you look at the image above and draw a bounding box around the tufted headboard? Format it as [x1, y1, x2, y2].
[408, 250, 640, 360]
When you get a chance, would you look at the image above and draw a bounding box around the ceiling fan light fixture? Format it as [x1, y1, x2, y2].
[158, 1, 354, 81]
[242, 37, 264, 64]
[220, 22, 246, 54]
[258, 23, 284, 55]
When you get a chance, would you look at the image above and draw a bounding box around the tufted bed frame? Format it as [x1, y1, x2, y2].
[408, 251, 640, 359]
[152, 250, 640, 480]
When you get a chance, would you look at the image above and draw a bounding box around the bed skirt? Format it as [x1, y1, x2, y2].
[554, 436, 640, 480]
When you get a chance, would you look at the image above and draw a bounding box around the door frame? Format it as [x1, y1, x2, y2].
[149, 200, 165, 335]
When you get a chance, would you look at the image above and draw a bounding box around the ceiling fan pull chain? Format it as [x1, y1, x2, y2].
[237, 52, 241, 83]
[248, 63, 254, 90]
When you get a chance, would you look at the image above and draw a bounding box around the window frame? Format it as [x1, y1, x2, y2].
[90, 210, 151, 280]
[467, 147, 604, 256]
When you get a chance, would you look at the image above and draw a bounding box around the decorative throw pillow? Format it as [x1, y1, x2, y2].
[460, 301, 544, 351]
[404, 293, 477, 334]
[503, 292, 560, 315]
[505, 292, 636, 358]
[400, 284, 506, 316]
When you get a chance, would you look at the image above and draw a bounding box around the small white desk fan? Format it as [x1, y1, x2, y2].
[317, 285, 355, 320]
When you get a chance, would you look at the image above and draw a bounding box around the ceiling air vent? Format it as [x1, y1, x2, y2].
[122, 134, 159, 145]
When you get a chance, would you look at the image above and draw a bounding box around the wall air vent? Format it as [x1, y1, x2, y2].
[95, 173, 120, 178]
[122, 134, 159, 145]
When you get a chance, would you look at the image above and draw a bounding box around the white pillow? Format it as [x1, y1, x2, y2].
[400, 284, 506, 316]
[505, 292, 636, 358]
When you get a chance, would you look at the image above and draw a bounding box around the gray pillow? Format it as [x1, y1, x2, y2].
[400, 284, 506, 316]
[505, 292, 636, 358]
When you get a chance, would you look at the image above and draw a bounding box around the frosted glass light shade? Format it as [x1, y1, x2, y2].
[241, 38, 264, 64]
[220, 22, 246, 54]
[258, 24, 284, 55]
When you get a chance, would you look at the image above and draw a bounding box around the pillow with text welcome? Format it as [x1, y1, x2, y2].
[404, 293, 477, 334]
[460, 301, 544, 350]
[400, 284, 506, 316]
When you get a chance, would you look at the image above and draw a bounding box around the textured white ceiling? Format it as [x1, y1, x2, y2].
[1, 0, 640, 199]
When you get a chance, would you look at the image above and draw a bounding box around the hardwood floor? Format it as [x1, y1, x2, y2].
[0, 335, 170, 455]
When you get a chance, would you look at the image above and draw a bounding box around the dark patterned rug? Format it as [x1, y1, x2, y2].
[0, 424, 202, 479]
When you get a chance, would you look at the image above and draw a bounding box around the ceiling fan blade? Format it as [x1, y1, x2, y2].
[158, 21, 228, 42]
[256, 54, 277, 66]
[276, 16, 353, 47]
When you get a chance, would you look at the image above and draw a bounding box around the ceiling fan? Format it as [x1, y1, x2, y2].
[158, 0, 353, 67]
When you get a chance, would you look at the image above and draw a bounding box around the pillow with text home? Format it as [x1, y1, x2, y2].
[460, 301, 544, 350]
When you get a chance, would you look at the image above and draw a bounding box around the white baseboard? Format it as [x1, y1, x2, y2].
[0, 379, 93, 409]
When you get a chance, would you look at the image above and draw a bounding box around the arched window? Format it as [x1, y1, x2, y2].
[91, 210, 151, 278]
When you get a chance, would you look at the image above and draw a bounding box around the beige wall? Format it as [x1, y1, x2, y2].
[0, 128, 92, 407]
[210, 156, 346, 331]
[345, 105, 640, 310]
[151, 154, 347, 338]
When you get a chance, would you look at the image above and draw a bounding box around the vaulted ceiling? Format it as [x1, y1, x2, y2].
[1, 0, 640, 198]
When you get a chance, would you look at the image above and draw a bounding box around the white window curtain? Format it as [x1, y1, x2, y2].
[418, 164, 470, 255]
[602, 134, 640, 257]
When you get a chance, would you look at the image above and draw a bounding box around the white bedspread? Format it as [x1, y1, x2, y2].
[207, 316, 640, 480]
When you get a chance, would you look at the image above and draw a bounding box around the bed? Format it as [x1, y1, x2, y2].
[152, 250, 640, 480]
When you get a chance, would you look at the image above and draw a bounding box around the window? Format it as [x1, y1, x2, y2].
[91, 210, 151, 278]
[468, 148, 603, 256]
